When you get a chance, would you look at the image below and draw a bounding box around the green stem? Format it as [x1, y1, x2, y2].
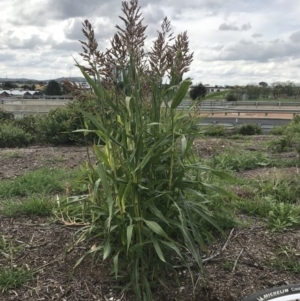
[168, 108, 175, 208]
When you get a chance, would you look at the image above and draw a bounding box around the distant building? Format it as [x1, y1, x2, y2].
[0, 90, 43, 98]
[73, 82, 91, 90]
[205, 85, 229, 93]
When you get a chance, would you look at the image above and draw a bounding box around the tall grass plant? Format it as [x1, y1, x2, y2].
[55, 2, 237, 299]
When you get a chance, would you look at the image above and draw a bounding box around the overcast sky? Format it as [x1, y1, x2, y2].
[1, 0, 300, 85]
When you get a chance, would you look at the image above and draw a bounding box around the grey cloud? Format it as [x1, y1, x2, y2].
[9, 0, 51, 27]
[0, 53, 16, 61]
[5, 34, 48, 50]
[47, 0, 120, 20]
[219, 22, 251, 31]
[65, 18, 86, 40]
[143, 5, 165, 25]
[290, 31, 300, 43]
[11, 0, 226, 25]
[94, 21, 116, 41]
[206, 11, 218, 17]
[270, 38, 284, 44]
[219, 23, 239, 31]
[252, 33, 262, 38]
[241, 23, 251, 31]
[51, 41, 81, 52]
[205, 39, 300, 62]
[9, 0, 119, 26]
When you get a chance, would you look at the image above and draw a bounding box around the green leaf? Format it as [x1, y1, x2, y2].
[152, 238, 166, 262]
[127, 224, 134, 252]
[97, 163, 114, 228]
[103, 238, 111, 260]
[171, 80, 192, 109]
[181, 135, 187, 154]
[93, 145, 109, 165]
[181, 227, 202, 268]
[76, 62, 119, 112]
[113, 251, 120, 278]
[149, 205, 170, 226]
[143, 219, 170, 240]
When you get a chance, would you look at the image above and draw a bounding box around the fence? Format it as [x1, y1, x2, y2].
[2, 97, 300, 117]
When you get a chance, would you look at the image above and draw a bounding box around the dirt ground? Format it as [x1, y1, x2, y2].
[1, 144, 300, 301]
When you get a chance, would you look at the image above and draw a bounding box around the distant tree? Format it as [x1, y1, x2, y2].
[61, 82, 72, 95]
[21, 84, 35, 90]
[261, 87, 270, 99]
[245, 85, 261, 100]
[45, 80, 61, 95]
[259, 82, 268, 88]
[189, 83, 207, 100]
[226, 93, 238, 101]
[3, 81, 17, 89]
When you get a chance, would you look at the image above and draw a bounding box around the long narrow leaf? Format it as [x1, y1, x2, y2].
[152, 238, 166, 262]
[97, 163, 114, 228]
[127, 224, 134, 252]
[171, 80, 192, 109]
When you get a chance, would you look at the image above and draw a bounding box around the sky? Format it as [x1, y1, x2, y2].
[0, 0, 300, 86]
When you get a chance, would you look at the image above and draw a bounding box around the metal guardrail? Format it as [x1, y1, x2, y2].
[180, 100, 300, 108]
[197, 107, 300, 116]
[2, 98, 300, 117]
[0, 97, 72, 105]
[178, 101, 300, 116]
[199, 123, 274, 134]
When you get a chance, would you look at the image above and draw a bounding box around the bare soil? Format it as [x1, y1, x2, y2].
[1, 144, 300, 301]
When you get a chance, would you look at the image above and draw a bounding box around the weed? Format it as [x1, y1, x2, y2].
[0, 236, 23, 263]
[268, 200, 299, 232]
[0, 167, 83, 198]
[269, 246, 300, 273]
[0, 150, 22, 158]
[0, 267, 32, 292]
[234, 196, 274, 218]
[250, 171, 300, 204]
[0, 196, 54, 217]
[221, 260, 234, 271]
[210, 149, 271, 171]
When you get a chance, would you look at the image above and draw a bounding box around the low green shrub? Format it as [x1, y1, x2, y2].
[236, 124, 262, 135]
[35, 108, 87, 145]
[0, 123, 32, 148]
[0, 108, 14, 123]
[270, 125, 286, 135]
[13, 115, 41, 137]
[268, 135, 293, 153]
[202, 125, 226, 137]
